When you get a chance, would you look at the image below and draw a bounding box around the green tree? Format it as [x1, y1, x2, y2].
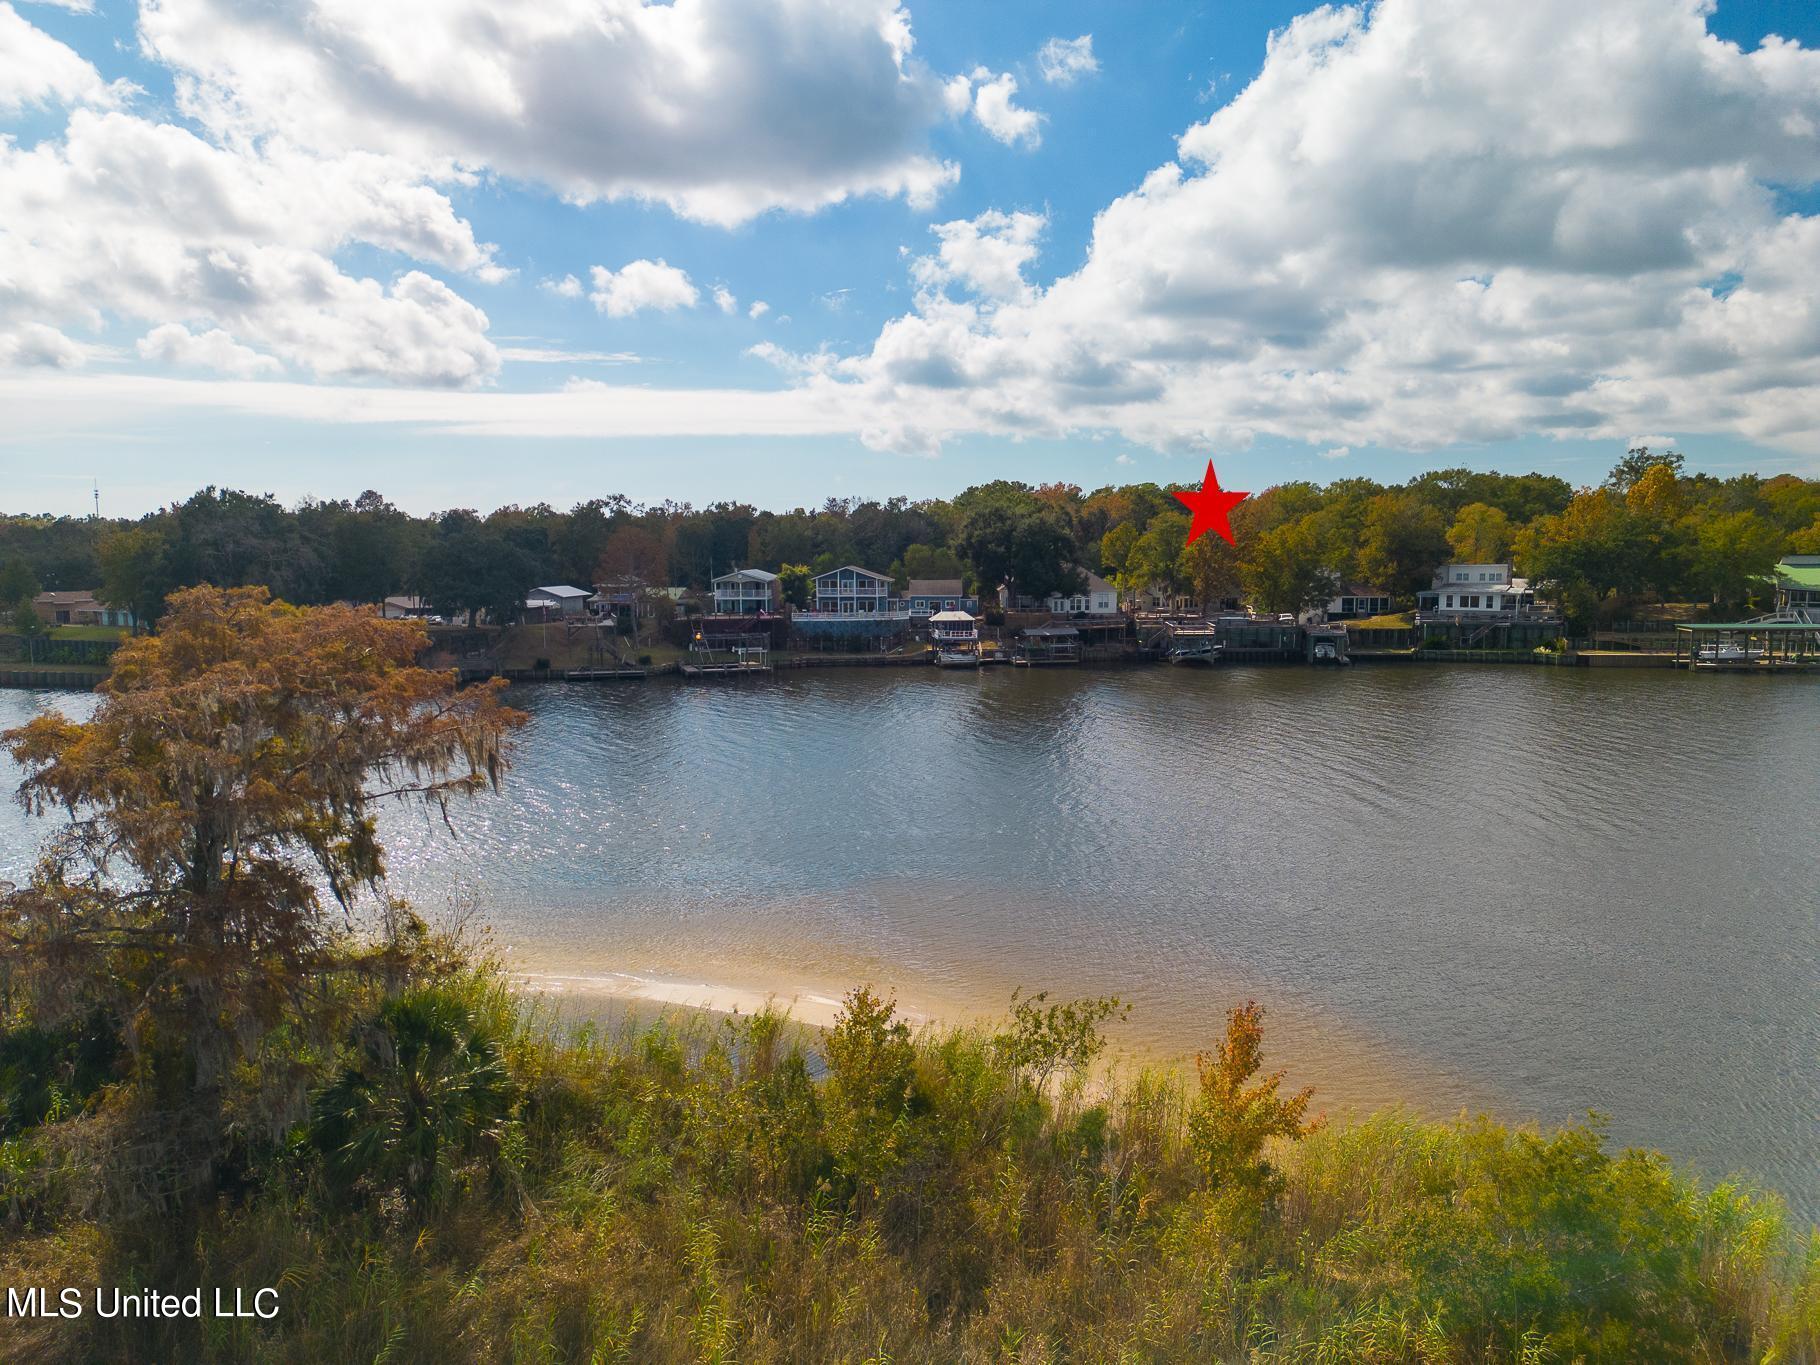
[96, 527, 169, 628]
[1241, 519, 1335, 616]
[1688, 510, 1784, 610]
[956, 505, 1081, 605]
[777, 563, 813, 609]
[1122, 510, 1190, 596]
[822, 986, 918, 1205]
[1357, 491, 1449, 598]
[0, 557, 41, 639]
[1099, 522, 1139, 579]
[1445, 502, 1514, 564]
[1608, 446, 1684, 493]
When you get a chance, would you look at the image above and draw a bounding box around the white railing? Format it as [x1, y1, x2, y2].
[796, 607, 914, 621]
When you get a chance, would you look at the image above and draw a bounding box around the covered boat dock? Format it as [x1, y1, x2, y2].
[1673, 614, 1820, 671]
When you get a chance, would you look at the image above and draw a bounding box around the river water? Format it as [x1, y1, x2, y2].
[2, 667, 1816, 1212]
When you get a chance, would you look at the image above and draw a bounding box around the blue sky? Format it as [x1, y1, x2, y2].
[2, 0, 1818, 517]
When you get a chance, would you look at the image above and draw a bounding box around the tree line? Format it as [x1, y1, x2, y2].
[2, 449, 1816, 630]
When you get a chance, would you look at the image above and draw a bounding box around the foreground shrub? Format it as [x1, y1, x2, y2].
[307, 982, 516, 1217]
[0, 982, 1807, 1364]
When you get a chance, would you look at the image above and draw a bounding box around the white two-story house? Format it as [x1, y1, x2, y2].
[711, 568, 781, 615]
[1416, 563, 1538, 616]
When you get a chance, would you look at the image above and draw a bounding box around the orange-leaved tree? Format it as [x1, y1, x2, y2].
[1188, 1001, 1317, 1199]
[1, 585, 524, 1183]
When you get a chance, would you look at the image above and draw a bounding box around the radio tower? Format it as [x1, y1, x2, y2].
[92, 477, 99, 520]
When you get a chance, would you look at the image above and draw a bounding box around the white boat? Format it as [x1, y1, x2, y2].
[930, 609, 982, 667]
[1694, 642, 1765, 666]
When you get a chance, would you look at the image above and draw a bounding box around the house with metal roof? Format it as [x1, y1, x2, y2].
[1773, 555, 1820, 615]
[525, 584, 593, 619]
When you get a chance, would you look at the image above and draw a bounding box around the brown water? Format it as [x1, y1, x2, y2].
[2, 667, 1816, 1212]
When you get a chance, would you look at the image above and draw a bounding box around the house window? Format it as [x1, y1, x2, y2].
[1445, 595, 1454, 608]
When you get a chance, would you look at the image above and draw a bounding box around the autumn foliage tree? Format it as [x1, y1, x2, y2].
[1, 586, 524, 1182]
[1189, 1001, 1317, 1199]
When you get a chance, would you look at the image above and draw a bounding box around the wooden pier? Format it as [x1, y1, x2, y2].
[565, 666, 648, 681]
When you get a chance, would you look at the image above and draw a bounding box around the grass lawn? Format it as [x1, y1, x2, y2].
[493, 624, 683, 671]
[48, 625, 129, 641]
[1345, 612, 1414, 630]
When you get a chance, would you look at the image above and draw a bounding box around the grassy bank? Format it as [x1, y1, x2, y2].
[3, 973, 1815, 1364]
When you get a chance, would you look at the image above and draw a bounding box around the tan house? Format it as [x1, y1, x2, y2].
[31, 589, 136, 629]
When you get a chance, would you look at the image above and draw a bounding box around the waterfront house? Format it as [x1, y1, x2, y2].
[525, 585, 593, 619]
[903, 578, 978, 615]
[1127, 583, 1200, 616]
[30, 589, 135, 629]
[812, 565, 895, 614]
[1000, 567, 1120, 616]
[1416, 563, 1539, 616]
[1319, 585, 1395, 621]
[711, 568, 781, 616]
[1773, 555, 1820, 614]
[380, 595, 439, 620]
[1050, 569, 1120, 616]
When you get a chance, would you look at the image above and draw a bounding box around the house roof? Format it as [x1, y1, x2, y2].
[1777, 559, 1820, 590]
[383, 595, 431, 610]
[713, 568, 779, 584]
[904, 578, 964, 597]
[33, 589, 103, 606]
[928, 610, 975, 623]
[1058, 568, 1114, 596]
[814, 564, 890, 582]
[530, 584, 591, 599]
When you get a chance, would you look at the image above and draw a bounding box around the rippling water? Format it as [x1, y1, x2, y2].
[2, 667, 1816, 1212]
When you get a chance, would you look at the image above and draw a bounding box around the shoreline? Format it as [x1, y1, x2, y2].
[0, 648, 1724, 694]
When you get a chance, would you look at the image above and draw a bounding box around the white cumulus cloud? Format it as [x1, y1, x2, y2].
[964, 68, 1043, 148]
[713, 285, 737, 314]
[0, 1, 127, 112]
[1037, 35, 1097, 86]
[0, 96, 503, 383]
[588, 259, 699, 318]
[137, 322, 283, 377]
[136, 0, 964, 226]
[757, 0, 1820, 458]
[911, 209, 1046, 301]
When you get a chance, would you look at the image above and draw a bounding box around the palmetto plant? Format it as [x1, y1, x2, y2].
[308, 987, 514, 1216]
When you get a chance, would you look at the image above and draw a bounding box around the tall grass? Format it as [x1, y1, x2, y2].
[1, 973, 1814, 1363]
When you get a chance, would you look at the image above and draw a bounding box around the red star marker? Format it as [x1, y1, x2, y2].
[1174, 459, 1249, 546]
